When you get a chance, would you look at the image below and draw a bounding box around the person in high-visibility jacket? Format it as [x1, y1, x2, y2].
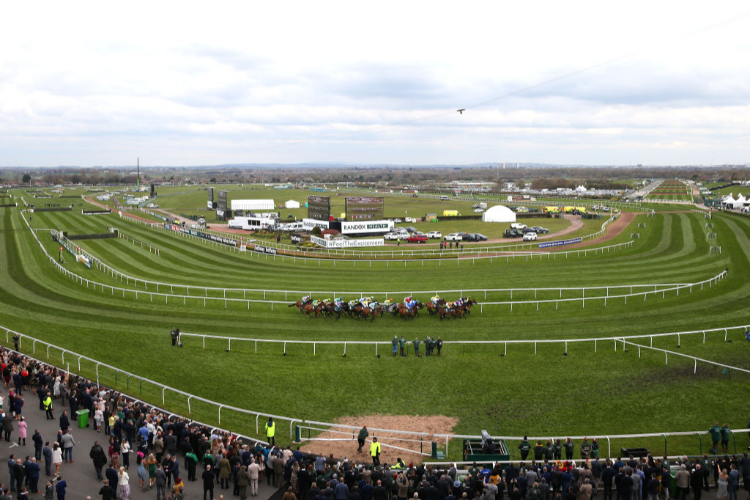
[370, 437, 381, 467]
[265, 417, 275, 446]
[43, 392, 54, 420]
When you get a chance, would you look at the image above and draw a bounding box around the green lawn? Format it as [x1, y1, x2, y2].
[2, 191, 750, 459]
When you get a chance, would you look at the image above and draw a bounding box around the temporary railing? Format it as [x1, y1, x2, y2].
[0, 323, 450, 445]
[5, 344, 269, 449]
[189, 212, 623, 259]
[114, 206, 630, 261]
[79, 240, 693, 299]
[31, 207, 636, 266]
[1, 323, 299, 438]
[178, 321, 746, 359]
[5, 320, 746, 460]
[432, 428, 750, 458]
[20, 212, 721, 314]
[375, 189, 644, 211]
[32, 238, 724, 312]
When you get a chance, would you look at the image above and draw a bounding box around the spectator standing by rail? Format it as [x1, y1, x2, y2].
[564, 438, 575, 460]
[370, 437, 381, 467]
[709, 423, 721, 454]
[265, 418, 275, 447]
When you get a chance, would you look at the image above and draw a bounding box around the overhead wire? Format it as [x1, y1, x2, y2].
[246, 10, 750, 153]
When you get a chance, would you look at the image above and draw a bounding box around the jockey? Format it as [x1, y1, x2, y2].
[404, 296, 412, 309]
[454, 298, 463, 308]
[322, 297, 331, 304]
[431, 295, 441, 305]
[302, 295, 310, 304]
[384, 298, 394, 305]
[312, 298, 320, 307]
[335, 297, 345, 308]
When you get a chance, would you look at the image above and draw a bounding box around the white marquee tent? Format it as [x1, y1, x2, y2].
[231, 199, 275, 211]
[482, 205, 517, 223]
[285, 200, 301, 209]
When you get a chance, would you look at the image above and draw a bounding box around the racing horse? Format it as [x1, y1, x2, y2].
[457, 298, 477, 315]
[396, 301, 424, 320]
[438, 305, 465, 320]
[322, 302, 344, 320]
[288, 299, 312, 313]
[301, 301, 326, 318]
[359, 304, 383, 322]
[425, 298, 447, 315]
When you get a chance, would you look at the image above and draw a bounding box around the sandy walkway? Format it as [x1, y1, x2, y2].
[84, 196, 158, 224]
[299, 415, 458, 465]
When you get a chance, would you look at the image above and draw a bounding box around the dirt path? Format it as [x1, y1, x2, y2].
[560, 211, 636, 249]
[84, 196, 160, 224]
[299, 415, 458, 465]
[153, 208, 195, 226]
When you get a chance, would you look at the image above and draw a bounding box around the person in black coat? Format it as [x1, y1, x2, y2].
[68, 393, 78, 421]
[32, 430, 43, 461]
[602, 463, 615, 500]
[59, 412, 70, 433]
[13, 459, 25, 493]
[203, 465, 215, 500]
[690, 466, 704, 500]
[105, 464, 119, 499]
[99, 480, 115, 500]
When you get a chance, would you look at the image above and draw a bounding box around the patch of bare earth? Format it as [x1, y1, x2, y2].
[299, 415, 458, 465]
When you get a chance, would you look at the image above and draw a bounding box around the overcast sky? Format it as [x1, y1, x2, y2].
[1, 1, 749, 167]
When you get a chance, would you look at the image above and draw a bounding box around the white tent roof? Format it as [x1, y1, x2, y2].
[231, 199, 275, 211]
[284, 199, 301, 208]
[482, 205, 517, 223]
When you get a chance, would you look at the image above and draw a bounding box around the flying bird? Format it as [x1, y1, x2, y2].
[457, 109, 465, 114]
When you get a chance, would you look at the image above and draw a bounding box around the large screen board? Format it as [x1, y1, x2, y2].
[307, 195, 330, 221]
[345, 196, 384, 221]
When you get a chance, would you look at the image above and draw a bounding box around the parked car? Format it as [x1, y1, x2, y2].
[426, 231, 442, 239]
[523, 232, 538, 241]
[404, 226, 418, 233]
[384, 232, 401, 240]
[531, 226, 549, 234]
[592, 205, 600, 210]
[393, 218, 402, 223]
[602, 206, 610, 211]
[475, 233, 488, 241]
[463, 233, 478, 242]
[406, 234, 428, 243]
[473, 208, 484, 213]
[522, 227, 537, 233]
[503, 229, 522, 238]
[444, 233, 462, 241]
[510, 223, 527, 230]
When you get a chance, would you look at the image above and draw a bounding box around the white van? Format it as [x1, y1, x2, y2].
[523, 232, 537, 241]
[511, 223, 527, 230]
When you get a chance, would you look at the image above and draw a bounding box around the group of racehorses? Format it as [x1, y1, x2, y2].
[288, 297, 477, 321]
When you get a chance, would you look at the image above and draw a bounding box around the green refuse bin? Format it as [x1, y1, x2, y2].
[77, 410, 89, 428]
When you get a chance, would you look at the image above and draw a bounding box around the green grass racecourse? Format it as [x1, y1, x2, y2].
[2, 197, 750, 459]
